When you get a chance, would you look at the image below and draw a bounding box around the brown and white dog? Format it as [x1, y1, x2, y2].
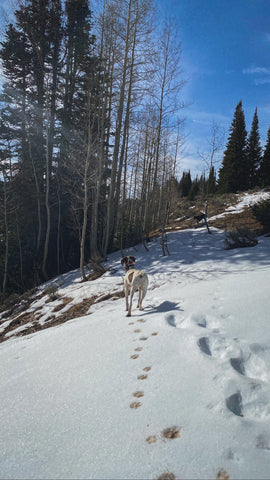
[121, 256, 148, 317]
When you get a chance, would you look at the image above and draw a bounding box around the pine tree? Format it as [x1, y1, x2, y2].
[179, 171, 192, 197]
[246, 107, 262, 188]
[218, 100, 248, 193]
[188, 177, 199, 201]
[259, 127, 270, 187]
[208, 165, 216, 194]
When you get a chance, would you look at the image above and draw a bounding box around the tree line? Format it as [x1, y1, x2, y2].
[178, 100, 270, 200]
[0, 0, 185, 297]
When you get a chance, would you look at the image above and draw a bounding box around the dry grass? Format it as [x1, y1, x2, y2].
[1, 289, 125, 343]
[162, 426, 181, 440]
[163, 190, 266, 236]
[95, 290, 125, 303]
[52, 297, 73, 312]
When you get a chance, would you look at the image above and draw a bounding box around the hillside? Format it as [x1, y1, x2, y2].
[1, 191, 270, 479]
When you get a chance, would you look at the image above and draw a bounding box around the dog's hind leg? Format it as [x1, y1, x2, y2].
[139, 285, 148, 311]
[127, 288, 135, 317]
[125, 292, 129, 311]
[137, 288, 142, 309]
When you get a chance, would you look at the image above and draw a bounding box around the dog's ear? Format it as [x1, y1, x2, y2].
[121, 257, 127, 265]
[129, 256, 136, 262]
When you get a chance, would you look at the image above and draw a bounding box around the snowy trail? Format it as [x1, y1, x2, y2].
[1, 228, 270, 479]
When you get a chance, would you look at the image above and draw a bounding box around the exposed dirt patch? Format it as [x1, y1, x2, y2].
[0, 311, 37, 342]
[52, 297, 73, 312]
[86, 270, 106, 281]
[1, 289, 125, 343]
[95, 290, 125, 303]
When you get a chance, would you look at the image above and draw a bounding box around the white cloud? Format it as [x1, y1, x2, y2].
[187, 110, 229, 126]
[254, 77, 270, 85]
[243, 66, 270, 75]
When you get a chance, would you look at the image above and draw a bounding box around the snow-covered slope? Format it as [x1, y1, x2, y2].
[1, 226, 270, 479]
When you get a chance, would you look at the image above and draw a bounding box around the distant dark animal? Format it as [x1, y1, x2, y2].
[194, 213, 206, 224]
[121, 256, 148, 317]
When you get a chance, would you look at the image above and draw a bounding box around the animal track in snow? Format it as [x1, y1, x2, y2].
[230, 357, 245, 375]
[198, 336, 212, 356]
[133, 391, 144, 398]
[143, 366, 151, 372]
[140, 336, 148, 341]
[138, 374, 148, 380]
[166, 314, 176, 327]
[226, 382, 270, 419]
[192, 313, 207, 328]
[130, 354, 139, 360]
[256, 432, 270, 451]
[137, 319, 146, 323]
[152, 332, 159, 336]
[226, 392, 244, 417]
[195, 320, 270, 421]
[146, 435, 157, 444]
[134, 329, 141, 333]
[135, 347, 142, 352]
[130, 401, 141, 409]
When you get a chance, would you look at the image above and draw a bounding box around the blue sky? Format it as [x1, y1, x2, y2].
[1, 0, 270, 178]
[158, 0, 270, 177]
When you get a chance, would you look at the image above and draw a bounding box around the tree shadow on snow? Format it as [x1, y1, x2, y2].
[143, 301, 182, 316]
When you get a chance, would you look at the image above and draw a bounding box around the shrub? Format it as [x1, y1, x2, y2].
[224, 226, 258, 250]
[251, 199, 270, 233]
[44, 284, 59, 301]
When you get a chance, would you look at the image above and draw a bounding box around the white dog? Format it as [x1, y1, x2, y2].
[121, 256, 148, 317]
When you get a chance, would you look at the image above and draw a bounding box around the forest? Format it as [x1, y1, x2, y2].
[1, 0, 270, 299]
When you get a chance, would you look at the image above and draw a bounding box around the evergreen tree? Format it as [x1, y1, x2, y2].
[179, 171, 192, 197]
[207, 165, 216, 194]
[259, 126, 270, 187]
[218, 100, 248, 193]
[188, 177, 199, 201]
[246, 107, 262, 188]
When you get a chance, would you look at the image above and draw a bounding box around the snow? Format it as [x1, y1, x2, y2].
[1, 223, 270, 479]
[209, 190, 270, 221]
